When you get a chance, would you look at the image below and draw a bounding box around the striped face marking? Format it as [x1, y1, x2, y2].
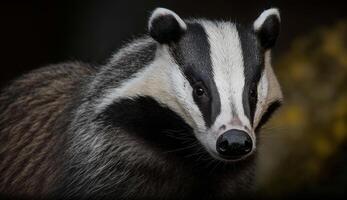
[169, 21, 264, 134]
[170, 22, 221, 128]
[165, 19, 281, 160]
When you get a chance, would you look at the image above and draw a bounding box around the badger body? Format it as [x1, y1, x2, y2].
[0, 8, 283, 199]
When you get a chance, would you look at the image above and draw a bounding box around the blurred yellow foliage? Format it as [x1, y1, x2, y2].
[258, 20, 347, 196]
[333, 119, 346, 141]
[314, 136, 333, 158]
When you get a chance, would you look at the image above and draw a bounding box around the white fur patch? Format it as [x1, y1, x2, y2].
[264, 51, 283, 103]
[202, 21, 250, 132]
[95, 45, 198, 129]
[253, 8, 280, 31]
[254, 50, 283, 128]
[148, 8, 187, 31]
[254, 56, 269, 127]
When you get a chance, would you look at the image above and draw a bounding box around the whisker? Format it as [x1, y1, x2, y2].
[162, 142, 200, 154]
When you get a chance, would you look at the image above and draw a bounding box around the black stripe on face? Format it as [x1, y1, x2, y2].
[97, 96, 195, 154]
[255, 100, 282, 133]
[169, 22, 221, 128]
[237, 24, 265, 126]
[96, 96, 224, 168]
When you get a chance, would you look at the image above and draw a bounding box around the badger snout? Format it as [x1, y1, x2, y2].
[216, 129, 253, 160]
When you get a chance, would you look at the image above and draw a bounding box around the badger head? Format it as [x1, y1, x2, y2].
[145, 7, 283, 162]
[97, 8, 282, 163]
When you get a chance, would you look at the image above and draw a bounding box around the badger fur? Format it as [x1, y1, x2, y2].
[0, 8, 283, 199]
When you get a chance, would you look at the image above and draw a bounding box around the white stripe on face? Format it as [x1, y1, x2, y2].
[200, 21, 251, 137]
[254, 51, 283, 128]
[254, 62, 269, 128]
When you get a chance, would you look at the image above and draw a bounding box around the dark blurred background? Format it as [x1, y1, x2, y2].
[1, 0, 347, 198]
[1, 0, 346, 86]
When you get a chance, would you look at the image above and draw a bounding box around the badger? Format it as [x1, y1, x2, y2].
[0, 7, 283, 199]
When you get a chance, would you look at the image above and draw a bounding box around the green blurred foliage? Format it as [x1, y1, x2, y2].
[258, 20, 347, 197]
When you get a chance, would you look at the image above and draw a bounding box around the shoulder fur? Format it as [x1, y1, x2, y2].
[0, 62, 95, 197]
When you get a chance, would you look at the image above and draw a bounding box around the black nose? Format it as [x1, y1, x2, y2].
[216, 129, 253, 159]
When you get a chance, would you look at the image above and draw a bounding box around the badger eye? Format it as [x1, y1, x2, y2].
[193, 83, 207, 98]
[194, 86, 205, 97]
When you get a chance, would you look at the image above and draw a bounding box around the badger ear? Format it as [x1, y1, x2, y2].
[148, 8, 187, 44]
[253, 8, 281, 50]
